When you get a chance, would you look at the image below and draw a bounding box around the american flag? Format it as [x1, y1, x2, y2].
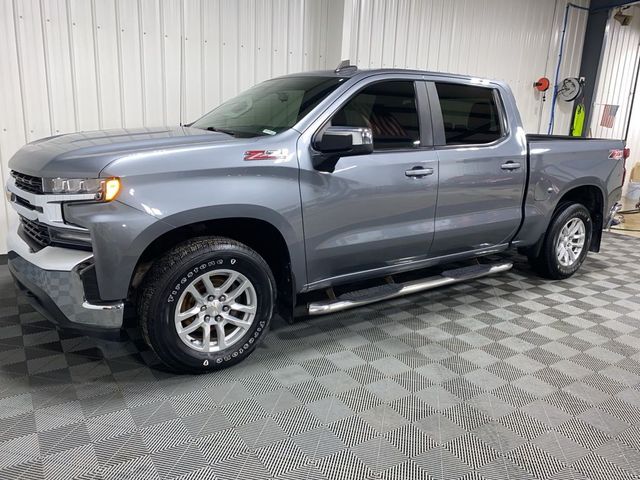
[600, 104, 619, 128]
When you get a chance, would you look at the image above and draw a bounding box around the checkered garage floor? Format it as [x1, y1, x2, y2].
[1, 234, 640, 480]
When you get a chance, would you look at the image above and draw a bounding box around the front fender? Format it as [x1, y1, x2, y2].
[65, 200, 176, 301]
[66, 199, 306, 302]
[158, 203, 306, 290]
[69, 158, 305, 301]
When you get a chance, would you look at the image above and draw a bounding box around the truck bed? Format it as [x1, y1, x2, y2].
[513, 134, 626, 250]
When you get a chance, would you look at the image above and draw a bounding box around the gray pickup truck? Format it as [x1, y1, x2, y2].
[6, 64, 626, 373]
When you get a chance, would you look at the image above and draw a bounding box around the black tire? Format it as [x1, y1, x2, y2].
[138, 236, 275, 374]
[528, 202, 593, 280]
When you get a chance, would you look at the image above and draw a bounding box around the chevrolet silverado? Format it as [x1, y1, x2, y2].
[6, 64, 626, 373]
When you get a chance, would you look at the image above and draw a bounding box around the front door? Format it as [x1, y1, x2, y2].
[428, 81, 527, 257]
[299, 79, 439, 288]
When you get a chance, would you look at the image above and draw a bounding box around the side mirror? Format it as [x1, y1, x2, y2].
[312, 126, 373, 171]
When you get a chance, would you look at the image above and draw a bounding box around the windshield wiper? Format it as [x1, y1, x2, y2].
[203, 126, 237, 137]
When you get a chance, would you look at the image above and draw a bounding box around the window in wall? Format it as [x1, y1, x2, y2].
[435, 83, 504, 145]
[331, 81, 420, 150]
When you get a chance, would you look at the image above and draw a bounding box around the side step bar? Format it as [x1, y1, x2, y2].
[307, 262, 513, 316]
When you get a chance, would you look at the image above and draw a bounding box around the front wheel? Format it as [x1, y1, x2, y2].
[138, 237, 275, 373]
[528, 202, 593, 280]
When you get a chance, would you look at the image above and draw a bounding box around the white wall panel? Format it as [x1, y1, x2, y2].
[341, 0, 590, 135]
[117, 0, 145, 127]
[0, 0, 26, 252]
[202, 0, 222, 110]
[160, 0, 182, 125]
[68, 0, 101, 131]
[94, 0, 123, 128]
[0, 0, 343, 253]
[41, 0, 77, 135]
[14, 0, 53, 142]
[182, 0, 204, 121]
[139, 0, 164, 125]
[237, 0, 257, 92]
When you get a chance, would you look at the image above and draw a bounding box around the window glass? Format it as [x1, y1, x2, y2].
[191, 76, 344, 137]
[435, 83, 503, 145]
[331, 81, 420, 150]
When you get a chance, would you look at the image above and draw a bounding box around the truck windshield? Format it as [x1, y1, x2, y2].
[191, 76, 345, 137]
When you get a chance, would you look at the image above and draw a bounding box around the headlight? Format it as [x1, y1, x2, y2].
[43, 177, 121, 201]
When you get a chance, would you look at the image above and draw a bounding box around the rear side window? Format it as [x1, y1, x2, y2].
[435, 83, 504, 145]
[331, 81, 420, 150]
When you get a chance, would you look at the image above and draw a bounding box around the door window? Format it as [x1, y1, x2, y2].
[331, 81, 420, 150]
[435, 83, 504, 145]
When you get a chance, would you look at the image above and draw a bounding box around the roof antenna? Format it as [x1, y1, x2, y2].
[335, 59, 357, 74]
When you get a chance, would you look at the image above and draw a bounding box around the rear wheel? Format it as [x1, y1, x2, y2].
[528, 202, 592, 279]
[138, 237, 275, 373]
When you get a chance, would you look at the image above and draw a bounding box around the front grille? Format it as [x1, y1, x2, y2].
[11, 170, 43, 194]
[19, 217, 51, 251]
[18, 216, 92, 252]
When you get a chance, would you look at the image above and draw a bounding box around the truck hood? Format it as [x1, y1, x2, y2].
[8, 126, 240, 178]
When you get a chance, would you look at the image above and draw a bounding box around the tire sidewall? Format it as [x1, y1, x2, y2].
[546, 204, 592, 277]
[147, 247, 273, 372]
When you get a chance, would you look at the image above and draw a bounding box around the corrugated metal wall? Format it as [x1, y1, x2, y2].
[590, 5, 640, 140]
[0, 0, 344, 252]
[0, 0, 591, 254]
[340, 0, 590, 134]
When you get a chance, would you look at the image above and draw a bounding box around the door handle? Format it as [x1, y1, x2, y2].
[405, 167, 434, 178]
[501, 162, 521, 171]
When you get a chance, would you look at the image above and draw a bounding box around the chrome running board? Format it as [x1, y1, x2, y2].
[307, 262, 513, 316]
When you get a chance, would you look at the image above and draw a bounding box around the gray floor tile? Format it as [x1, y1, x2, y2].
[1, 234, 639, 479]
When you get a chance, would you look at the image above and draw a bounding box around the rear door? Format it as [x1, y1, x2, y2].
[298, 78, 439, 287]
[427, 81, 527, 256]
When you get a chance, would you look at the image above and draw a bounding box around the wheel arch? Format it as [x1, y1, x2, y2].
[523, 183, 605, 259]
[129, 208, 303, 322]
[553, 184, 604, 252]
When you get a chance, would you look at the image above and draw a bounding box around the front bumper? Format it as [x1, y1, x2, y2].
[7, 226, 124, 330]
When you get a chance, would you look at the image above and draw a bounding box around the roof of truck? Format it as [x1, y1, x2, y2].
[280, 67, 461, 78]
[277, 66, 507, 90]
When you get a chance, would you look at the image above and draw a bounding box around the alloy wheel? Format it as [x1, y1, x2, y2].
[174, 269, 257, 352]
[555, 218, 586, 267]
